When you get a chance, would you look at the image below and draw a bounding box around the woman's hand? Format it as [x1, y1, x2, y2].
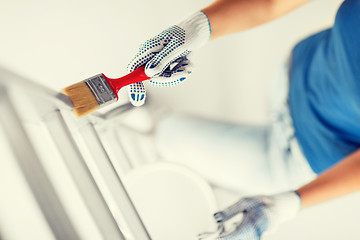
[127, 11, 211, 106]
[198, 192, 301, 239]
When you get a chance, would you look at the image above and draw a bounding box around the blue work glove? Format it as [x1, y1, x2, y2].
[198, 192, 301, 240]
[127, 11, 211, 106]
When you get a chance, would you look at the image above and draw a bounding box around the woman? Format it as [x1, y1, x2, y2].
[127, 0, 360, 238]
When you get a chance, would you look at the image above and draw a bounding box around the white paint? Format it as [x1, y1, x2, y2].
[124, 162, 218, 240]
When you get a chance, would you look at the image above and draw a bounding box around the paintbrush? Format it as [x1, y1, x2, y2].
[63, 66, 150, 117]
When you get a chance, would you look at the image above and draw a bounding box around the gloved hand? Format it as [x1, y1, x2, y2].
[198, 191, 301, 240]
[127, 11, 211, 106]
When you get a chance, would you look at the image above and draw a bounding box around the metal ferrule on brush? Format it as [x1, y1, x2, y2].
[84, 74, 117, 108]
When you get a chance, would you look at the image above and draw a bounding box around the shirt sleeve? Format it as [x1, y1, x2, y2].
[332, 0, 360, 67]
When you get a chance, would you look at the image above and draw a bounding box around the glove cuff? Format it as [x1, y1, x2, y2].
[271, 191, 301, 224]
[177, 11, 211, 49]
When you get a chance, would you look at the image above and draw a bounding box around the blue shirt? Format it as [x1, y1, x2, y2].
[289, 0, 360, 174]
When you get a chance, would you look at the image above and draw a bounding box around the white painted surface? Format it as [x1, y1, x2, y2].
[124, 162, 217, 240]
[0, 121, 56, 240]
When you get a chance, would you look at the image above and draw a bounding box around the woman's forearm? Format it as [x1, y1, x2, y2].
[297, 148, 360, 209]
[202, 0, 311, 39]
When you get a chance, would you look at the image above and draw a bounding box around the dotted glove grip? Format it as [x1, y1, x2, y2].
[198, 192, 301, 240]
[127, 11, 211, 106]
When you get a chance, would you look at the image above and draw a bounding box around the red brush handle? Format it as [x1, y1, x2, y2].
[101, 65, 150, 100]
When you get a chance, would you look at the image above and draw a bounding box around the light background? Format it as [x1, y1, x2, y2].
[1, 0, 360, 239]
[0, 0, 344, 124]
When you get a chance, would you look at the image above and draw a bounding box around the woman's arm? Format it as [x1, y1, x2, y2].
[202, 0, 311, 39]
[208, 149, 360, 239]
[297, 148, 360, 208]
